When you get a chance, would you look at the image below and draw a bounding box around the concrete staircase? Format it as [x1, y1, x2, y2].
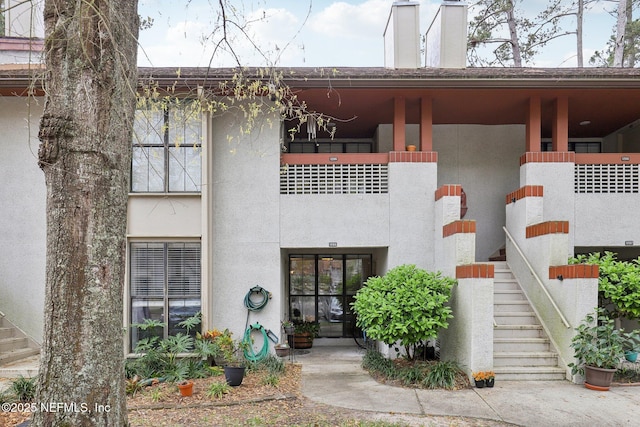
[0, 315, 39, 367]
[493, 261, 565, 380]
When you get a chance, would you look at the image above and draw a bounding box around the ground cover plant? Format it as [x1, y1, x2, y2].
[361, 349, 470, 390]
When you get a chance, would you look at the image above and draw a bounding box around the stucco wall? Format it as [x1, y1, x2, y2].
[209, 109, 282, 340]
[434, 124, 525, 261]
[127, 195, 201, 237]
[0, 96, 45, 342]
[575, 194, 640, 247]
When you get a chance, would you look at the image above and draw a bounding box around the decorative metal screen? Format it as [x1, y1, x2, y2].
[575, 164, 639, 193]
[280, 164, 388, 195]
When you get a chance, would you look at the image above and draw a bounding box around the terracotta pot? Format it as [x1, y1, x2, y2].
[406, 145, 416, 151]
[275, 344, 290, 357]
[584, 365, 616, 391]
[177, 381, 193, 397]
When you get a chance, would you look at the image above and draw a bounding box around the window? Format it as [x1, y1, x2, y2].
[130, 242, 201, 350]
[131, 102, 202, 192]
[286, 139, 373, 153]
[541, 141, 601, 153]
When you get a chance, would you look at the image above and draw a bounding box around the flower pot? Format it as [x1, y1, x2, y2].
[625, 351, 638, 363]
[275, 344, 290, 357]
[177, 381, 193, 397]
[284, 326, 295, 335]
[289, 332, 314, 349]
[224, 366, 246, 386]
[584, 365, 616, 391]
[406, 145, 416, 151]
[486, 378, 495, 388]
[475, 379, 485, 388]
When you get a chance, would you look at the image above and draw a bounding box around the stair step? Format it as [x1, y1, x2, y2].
[494, 366, 566, 381]
[494, 300, 533, 312]
[494, 325, 544, 338]
[494, 351, 559, 367]
[0, 327, 14, 340]
[0, 348, 40, 365]
[0, 337, 28, 353]
[494, 338, 550, 352]
[495, 312, 540, 325]
[494, 290, 525, 301]
[493, 280, 520, 291]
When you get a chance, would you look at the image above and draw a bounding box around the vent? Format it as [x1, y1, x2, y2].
[575, 164, 639, 193]
[280, 164, 388, 195]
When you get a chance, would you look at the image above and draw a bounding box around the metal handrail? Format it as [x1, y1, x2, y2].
[502, 226, 571, 329]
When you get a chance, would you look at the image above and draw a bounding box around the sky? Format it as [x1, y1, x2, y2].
[136, 0, 620, 68]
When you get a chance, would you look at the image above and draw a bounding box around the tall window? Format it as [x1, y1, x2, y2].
[130, 242, 201, 350]
[131, 102, 202, 192]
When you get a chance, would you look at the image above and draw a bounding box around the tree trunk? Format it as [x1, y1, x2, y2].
[614, 0, 628, 67]
[32, 1, 139, 426]
[505, 1, 522, 67]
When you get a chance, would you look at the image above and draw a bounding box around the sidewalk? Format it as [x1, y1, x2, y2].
[297, 343, 640, 427]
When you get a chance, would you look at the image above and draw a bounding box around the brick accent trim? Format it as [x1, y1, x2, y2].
[389, 151, 438, 163]
[456, 264, 495, 279]
[435, 184, 462, 201]
[505, 185, 543, 204]
[443, 220, 476, 237]
[520, 152, 575, 165]
[526, 221, 569, 238]
[549, 264, 599, 280]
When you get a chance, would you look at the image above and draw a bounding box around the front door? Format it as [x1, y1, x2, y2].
[288, 254, 372, 337]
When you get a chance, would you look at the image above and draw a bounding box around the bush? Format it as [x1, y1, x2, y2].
[352, 264, 455, 360]
[11, 375, 36, 402]
[569, 252, 640, 321]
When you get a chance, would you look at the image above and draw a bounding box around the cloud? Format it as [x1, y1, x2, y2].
[309, 0, 390, 40]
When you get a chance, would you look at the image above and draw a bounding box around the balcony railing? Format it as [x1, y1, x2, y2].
[575, 154, 640, 194]
[280, 163, 388, 195]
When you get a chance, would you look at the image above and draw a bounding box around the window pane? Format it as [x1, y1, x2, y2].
[168, 104, 201, 147]
[318, 256, 342, 295]
[290, 296, 315, 322]
[168, 146, 201, 192]
[346, 255, 370, 294]
[130, 243, 165, 297]
[133, 109, 164, 146]
[168, 299, 201, 337]
[131, 146, 164, 192]
[130, 298, 164, 349]
[167, 243, 201, 297]
[290, 255, 315, 295]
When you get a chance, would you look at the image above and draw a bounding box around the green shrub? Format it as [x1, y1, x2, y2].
[569, 252, 640, 321]
[260, 373, 280, 387]
[11, 375, 36, 402]
[352, 264, 455, 360]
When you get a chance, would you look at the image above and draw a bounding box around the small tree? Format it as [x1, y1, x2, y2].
[351, 265, 455, 360]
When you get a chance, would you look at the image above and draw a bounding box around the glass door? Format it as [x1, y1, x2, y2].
[289, 254, 371, 338]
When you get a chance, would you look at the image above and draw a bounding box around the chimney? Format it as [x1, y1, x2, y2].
[384, 1, 421, 69]
[425, 1, 468, 68]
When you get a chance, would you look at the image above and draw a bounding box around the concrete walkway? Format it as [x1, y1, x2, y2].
[298, 344, 640, 427]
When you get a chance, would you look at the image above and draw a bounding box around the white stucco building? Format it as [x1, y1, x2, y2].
[1, 1, 639, 381]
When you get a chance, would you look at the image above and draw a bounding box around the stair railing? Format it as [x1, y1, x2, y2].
[503, 226, 570, 329]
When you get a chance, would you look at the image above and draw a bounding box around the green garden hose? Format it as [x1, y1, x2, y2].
[243, 323, 270, 362]
[244, 286, 270, 311]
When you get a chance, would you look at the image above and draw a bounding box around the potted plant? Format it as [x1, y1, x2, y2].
[281, 320, 295, 335]
[568, 308, 627, 390]
[623, 330, 640, 363]
[274, 342, 290, 357]
[177, 380, 194, 397]
[290, 320, 320, 349]
[472, 371, 494, 388]
[218, 332, 249, 386]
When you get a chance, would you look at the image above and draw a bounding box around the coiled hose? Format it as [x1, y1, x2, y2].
[243, 323, 270, 362]
[244, 286, 270, 311]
